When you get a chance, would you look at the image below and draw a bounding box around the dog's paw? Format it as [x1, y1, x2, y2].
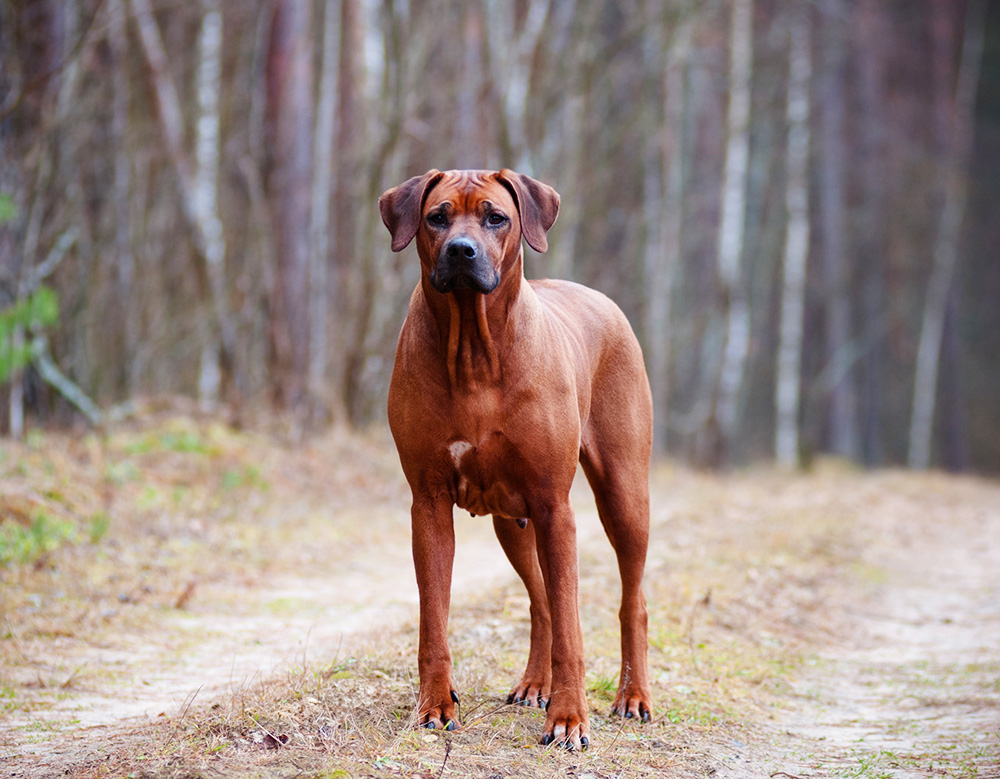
[610, 690, 653, 723]
[540, 715, 589, 751]
[505, 676, 550, 709]
[540, 693, 589, 751]
[416, 688, 460, 731]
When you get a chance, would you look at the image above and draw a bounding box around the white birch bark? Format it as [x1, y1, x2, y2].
[486, 0, 550, 171]
[195, 0, 225, 407]
[129, 0, 233, 393]
[775, 3, 811, 466]
[308, 0, 340, 416]
[715, 0, 753, 441]
[908, 0, 985, 469]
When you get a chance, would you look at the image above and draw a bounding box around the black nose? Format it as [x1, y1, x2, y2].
[445, 237, 478, 260]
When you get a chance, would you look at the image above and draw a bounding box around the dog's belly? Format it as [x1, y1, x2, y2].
[448, 439, 529, 519]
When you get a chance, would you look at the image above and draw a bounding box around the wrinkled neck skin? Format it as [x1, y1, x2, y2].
[420, 248, 526, 391]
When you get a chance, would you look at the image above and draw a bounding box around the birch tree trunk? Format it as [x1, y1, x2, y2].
[129, 0, 235, 399]
[486, 0, 551, 171]
[194, 0, 225, 408]
[714, 0, 753, 448]
[908, 0, 984, 469]
[775, 2, 811, 467]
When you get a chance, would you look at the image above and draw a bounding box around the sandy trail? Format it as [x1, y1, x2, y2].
[3, 471, 607, 764]
[765, 474, 1000, 778]
[3, 454, 999, 779]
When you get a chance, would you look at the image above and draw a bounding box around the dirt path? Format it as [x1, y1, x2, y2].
[0, 426, 609, 778]
[1, 508, 534, 766]
[766, 474, 1000, 778]
[2, 424, 999, 778]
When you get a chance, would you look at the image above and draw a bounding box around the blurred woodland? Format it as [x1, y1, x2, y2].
[1, 0, 998, 472]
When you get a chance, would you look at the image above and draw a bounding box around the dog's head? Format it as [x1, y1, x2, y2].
[379, 169, 560, 295]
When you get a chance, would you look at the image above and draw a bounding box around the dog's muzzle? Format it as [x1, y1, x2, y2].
[431, 236, 500, 295]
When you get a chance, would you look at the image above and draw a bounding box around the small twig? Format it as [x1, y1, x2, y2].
[23, 229, 78, 295]
[0, 0, 107, 122]
[60, 665, 86, 690]
[460, 698, 514, 729]
[178, 685, 203, 721]
[606, 666, 632, 751]
[173, 579, 197, 609]
[247, 712, 288, 749]
[770, 772, 807, 779]
[438, 735, 452, 778]
[31, 334, 103, 425]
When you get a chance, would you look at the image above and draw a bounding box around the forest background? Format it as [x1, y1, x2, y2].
[1, 0, 998, 474]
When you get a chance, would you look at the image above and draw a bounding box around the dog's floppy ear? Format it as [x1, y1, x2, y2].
[496, 170, 560, 253]
[379, 170, 444, 252]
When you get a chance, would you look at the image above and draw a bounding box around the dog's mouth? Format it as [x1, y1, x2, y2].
[430, 266, 500, 295]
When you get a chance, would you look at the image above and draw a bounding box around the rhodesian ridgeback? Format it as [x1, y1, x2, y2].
[379, 169, 653, 750]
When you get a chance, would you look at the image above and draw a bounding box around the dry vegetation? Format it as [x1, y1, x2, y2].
[1, 412, 998, 778]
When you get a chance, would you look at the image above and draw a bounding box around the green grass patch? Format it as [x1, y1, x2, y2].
[0, 510, 77, 566]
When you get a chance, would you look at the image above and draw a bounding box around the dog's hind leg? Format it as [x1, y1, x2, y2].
[580, 419, 654, 722]
[493, 516, 552, 709]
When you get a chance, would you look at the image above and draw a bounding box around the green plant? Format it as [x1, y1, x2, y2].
[89, 512, 111, 544]
[0, 192, 16, 222]
[0, 286, 59, 383]
[0, 510, 77, 566]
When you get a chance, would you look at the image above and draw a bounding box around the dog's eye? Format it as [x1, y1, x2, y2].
[486, 213, 508, 227]
[427, 212, 448, 228]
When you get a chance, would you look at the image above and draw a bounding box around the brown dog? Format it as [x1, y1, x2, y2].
[379, 169, 652, 750]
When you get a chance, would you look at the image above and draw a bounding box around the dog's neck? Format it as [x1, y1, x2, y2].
[423, 251, 524, 390]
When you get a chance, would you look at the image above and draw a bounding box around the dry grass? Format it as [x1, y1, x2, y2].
[0, 407, 408, 727]
[2, 413, 999, 778]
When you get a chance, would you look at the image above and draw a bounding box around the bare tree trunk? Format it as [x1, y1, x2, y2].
[331, 0, 364, 410]
[714, 0, 753, 453]
[456, 3, 483, 166]
[817, 0, 857, 459]
[908, 0, 985, 469]
[486, 0, 551, 171]
[264, 0, 314, 415]
[8, 0, 74, 438]
[939, 294, 970, 470]
[107, 0, 139, 395]
[549, 93, 583, 280]
[308, 0, 340, 423]
[333, 0, 363, 278]
[775, 2, 811, 467]
[855, 0, 888, 467]
[644, 22, 690, 456]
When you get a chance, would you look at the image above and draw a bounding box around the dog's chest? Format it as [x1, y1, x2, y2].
[446, 436, 530, 520]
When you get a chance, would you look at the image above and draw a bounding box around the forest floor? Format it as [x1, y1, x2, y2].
[0, 410, 998, 778]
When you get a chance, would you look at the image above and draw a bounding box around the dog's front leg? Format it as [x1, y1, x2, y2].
[412, 495, 459, 730]
[533, 501, 590, 751]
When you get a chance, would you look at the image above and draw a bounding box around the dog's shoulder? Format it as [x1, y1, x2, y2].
[528, 278, 629, 330]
